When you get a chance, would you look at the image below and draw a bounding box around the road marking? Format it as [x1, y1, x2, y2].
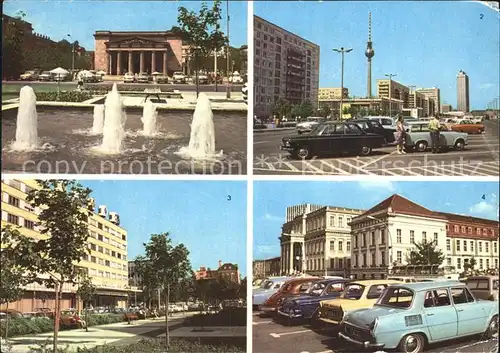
[301, 161, 327, 174]
[299, 351, 334, 353]
[265, 162, 276, 170]
[269, 329, 313, 338]
[319, 160, 349, 174]
[335, 159, 373, 174]
[252, 320, 273, 325]
[283, 161, 300, 171]
[362, 150, 397, 168]
[254, 141, 271, 144]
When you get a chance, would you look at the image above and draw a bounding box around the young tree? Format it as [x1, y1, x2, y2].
[12, 180, 92, 353]
[318, 106, 332, 119]
[76, 272, 96, 332]
[406, 240, 446, 266]
[139, 233, 191, 348]
[0, 227, 29, 339]
[176, 1, 227, 97]
[273, 100, 292, 119]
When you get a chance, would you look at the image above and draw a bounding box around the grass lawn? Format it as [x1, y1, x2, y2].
[2, 82, 77, 101]
[185, 307, 247, 327]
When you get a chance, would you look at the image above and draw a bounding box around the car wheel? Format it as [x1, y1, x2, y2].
[415, 141, 428, 152]
[359, 146, 372, 156]
[485, 315, 498, 339]
[297, 147, 311, 159]
[454, 139, 465, 150]
[397, 333, 425, 353]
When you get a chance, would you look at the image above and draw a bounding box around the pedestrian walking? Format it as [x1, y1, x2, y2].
[395, 116, 406, 154]
[428, 115, 441, 153]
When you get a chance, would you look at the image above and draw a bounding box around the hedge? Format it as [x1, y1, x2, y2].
[82, 84, 174, 93]
[35, 91, 94, 102]
[23, 338, 245, 353]
[184, 308, 246, 327]
[0, 314, 124, 338]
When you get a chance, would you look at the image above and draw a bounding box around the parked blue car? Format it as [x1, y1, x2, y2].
[339, 281, 499, 353]
[253, 277, 290, 309]
[277, 279, 348, 324]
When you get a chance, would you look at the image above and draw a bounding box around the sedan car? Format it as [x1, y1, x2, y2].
[281, 121, 386, 159]
[277, 279, 348, 324]
[20, 70, 39, 81]
[339, 281, 499, 353]
[404, 122, 468, 152]
[450, 120, 485, 134]
[319, 279, 402, 328]
[466, 275, 499, 301]
[172, 71, 186, 84]
[123, 72, 135, 83]
[155, 74, 169, 84]
[296, 117, 325, 134]
[38, 71, 53, 81]
[136, 73, 150, 83]
[349, 118, 396, 144]
[253, 277, 290, 309]
[259, 277, 317, 314]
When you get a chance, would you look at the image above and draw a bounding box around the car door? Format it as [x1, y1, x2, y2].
[450, 287, 486, 335]
[340, 123, 363, 151]
[422, 289, 458, 341]
[325, 123, 344, 152]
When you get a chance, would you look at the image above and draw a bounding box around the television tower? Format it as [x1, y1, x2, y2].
[365, 12, 375, 98]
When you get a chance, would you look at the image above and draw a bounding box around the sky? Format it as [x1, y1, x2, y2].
[253, 181, 499, 259]
[4, 0, 247, 49]
[255, 1, 500, 110]
[82, 180, 247, 277]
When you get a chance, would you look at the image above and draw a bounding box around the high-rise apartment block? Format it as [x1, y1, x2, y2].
[254, 15, 320, 117]
[457, 69, 470, 112]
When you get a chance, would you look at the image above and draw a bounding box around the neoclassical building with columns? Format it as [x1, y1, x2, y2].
[94, 30, 183, 76]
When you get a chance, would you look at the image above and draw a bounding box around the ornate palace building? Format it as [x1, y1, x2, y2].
[94, 30, 183, 76]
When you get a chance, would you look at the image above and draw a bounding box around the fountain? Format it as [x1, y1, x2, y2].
[92, 105, 105, 134]
[11, 86, 38, 151]
[176, 93, 222, 159]
[99, 83, 126, 153]
[141, 100, 158, 136]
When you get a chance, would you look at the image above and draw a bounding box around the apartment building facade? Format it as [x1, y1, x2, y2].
[318, 88, 349, 101]
[457, 69, 470, 112]
[416, 87, 441, 114]
[349, 194, 499, 279]
[254, 15, 320, 117]
[1, 179, 129, 312]
[280, 204, 364, 277]
[253, 256, 281, 278]
[194, 260, 241, 284]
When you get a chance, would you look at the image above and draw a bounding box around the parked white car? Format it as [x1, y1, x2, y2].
[229, 71, 244, 84]
[123, 72, 135, 83]
[296, 116, 326, 134]
[172, 71, 186, 84]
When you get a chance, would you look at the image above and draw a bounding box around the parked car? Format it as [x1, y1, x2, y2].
[155, 74, 169, 84]
[259, 277, 318, 313]
[349, 118, 396, 144]
[39, 71, 53, 81]
[339, 281, 499, 353]
[253, 277, 290, 309]
[403, 121, 468, 152]
[0, 309, 23, 319]
[318, 279, 402, 328]
[195, 73, 209, 84]
[366, 116, 395, 130]
[296, 117, 325, 134]
[466, 275, 499, 301]
[124, 310, 139, 321]
[60, 310, 84, 329]
[277, 279, 348, 324]
[136, 72, 150, 83]
[89, 70, 103, 82]
[281, 121, 386, 159]
[123, 72, 135, 83]
[229, 71, 244, 84]
[172, 71, 186, 84]
[20, 70, 40, 81]
[450, 120, 485, 134]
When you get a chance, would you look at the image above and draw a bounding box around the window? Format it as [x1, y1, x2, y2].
[424, 289, 451, 307]
[97, 223, 103, 230]
[381, 230, 385, 244]
[396, 251, 402, 263]
[494, 242, 498, 253]
[451, 287, 474, 305]
[434, 233, 438, 245]
[98, 246, 103, 253]
[362, 254, 367, 266]
[329, 216, 335, 227]
[476, 228, 481, 235]
[422, 231, 427, 243]
[470, 241, 474, 252]
[381, 251, 385, 265]
[461, 226, 466, 233]
[330, 241, 334, 251]
[90, 244, 96, 251]
[24, 219, 34, 229]
[479, 259, 484, 269]
[338, 241, 343, 251]
[454, 225, 459, 232]
[467, 227, 472, 234]
[447, 258, 452, 265]
[446, 239, 451, 251]
[479, 242, 482, 252]
[338, 217, 343, 228]
[486, 259, 490, 268]
[346, 241, 351, 251]
[457, 258, 462, 269]
[495, 258, 499, 269]
[463, 240, 467, 252]
[371, 231, 375, 245]
[367, 284, 388, 299]
[396, 229, 402, 243]
[377, 287, 414, 309]
[8, 195, 20, 207]
[456, 240, 461, 251]
[98, 234, 103, 241]
[485, 242, 489, 252]
[371, 252, 376, 266]
[410, 230, 415, 244]
[362, 233, 366, 247]
[91, 256, 96, 263]
[122, 235, 126, 241]
[7, 214, 19, 225]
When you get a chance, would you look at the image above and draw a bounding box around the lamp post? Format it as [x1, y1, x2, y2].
[225, 0, 231, 99]
[333, 47, 353, 120]
[385, 73, 397, 117]
[67, 34, 75, 74]
[367, 215, 394, 272]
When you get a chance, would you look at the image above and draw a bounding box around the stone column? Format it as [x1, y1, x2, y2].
[140, 51, 145, 73]
[128, 51, 133, 73]
[289, 242, 294, 273]
[163, 51, 168, 74]
[108, 52, 113, 75]
[116, 51, 122, 76]
[302, 242, 306, 272]
[280, 245, 284, 274]
[151, 51, 156, 73]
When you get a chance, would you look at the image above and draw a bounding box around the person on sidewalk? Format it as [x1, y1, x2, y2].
[395, 116, 407, 154]
[428, 115, 441, 153]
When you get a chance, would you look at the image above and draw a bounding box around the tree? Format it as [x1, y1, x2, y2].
[406, 240, 446, 266]
[11, 180, 92, 353]
[318, 105, 331, 119]
[3, 11, 27, 79]
[76, 273, 96, 332]
[176, 1, 227, 97]
[273, 99, 292, 119]
[0, 227, 29, 339]
[463, 257, 477, 275]
[137, 233, 191, 348]
[292, 101, 314, 119]
[238, 277, 247, 299]
[134, 258, 158, 308]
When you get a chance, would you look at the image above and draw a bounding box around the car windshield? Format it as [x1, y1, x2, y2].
[462, 120, 473, 124]
[342, 283, 365, 300]
[376, 287, 414, 309]
[308, 282, 328, 296]
[42, 71, 50, 75]
[262, 281, 274, 289]
[310, 123, 329, 136]
[494, 280, 499, 290]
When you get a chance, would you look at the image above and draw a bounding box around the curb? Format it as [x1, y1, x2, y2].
[254, 128, 296, 133]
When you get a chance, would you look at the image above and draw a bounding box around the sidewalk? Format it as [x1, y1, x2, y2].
[4, 313, 194, 353]
[157, 326, 246, 338]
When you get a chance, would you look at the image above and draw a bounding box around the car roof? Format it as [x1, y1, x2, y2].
[391, 280, 464, 291]
[350, 279, 402, 286]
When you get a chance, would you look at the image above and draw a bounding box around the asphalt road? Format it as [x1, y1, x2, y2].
[252, 313, 499, 353]
[253, 119, 499, 176]
[2, 80, 243, 93]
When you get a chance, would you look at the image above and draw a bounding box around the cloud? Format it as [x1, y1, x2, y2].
[469, 193, 499, 219]
[357, 180, 395, 192]
[262, 213, 282, 222]
[256, 245, 280, 255]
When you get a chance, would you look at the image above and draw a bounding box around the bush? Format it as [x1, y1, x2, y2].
[36, 91, 93, 102]
[185, 308, 246, 327]
[85, 314, 124, 327]
[83, 84, 174, 93]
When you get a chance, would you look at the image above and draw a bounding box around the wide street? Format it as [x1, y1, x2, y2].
[252, 313, 499, 353]
[253, 120, 499, 176]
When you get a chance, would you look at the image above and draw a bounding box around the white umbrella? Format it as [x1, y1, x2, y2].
[50, 67, 69, 97]
[151, 71, 161, 75]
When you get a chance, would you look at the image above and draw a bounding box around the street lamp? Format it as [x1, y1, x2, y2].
[333, 47, 353, 120]
[67, 34, 75, 74]
[367, 215, 394, 268]
[384, 73, 397, 118]
[225, 0, 231, 99]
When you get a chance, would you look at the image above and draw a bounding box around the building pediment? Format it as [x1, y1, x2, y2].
[107, 37, 170, 48]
